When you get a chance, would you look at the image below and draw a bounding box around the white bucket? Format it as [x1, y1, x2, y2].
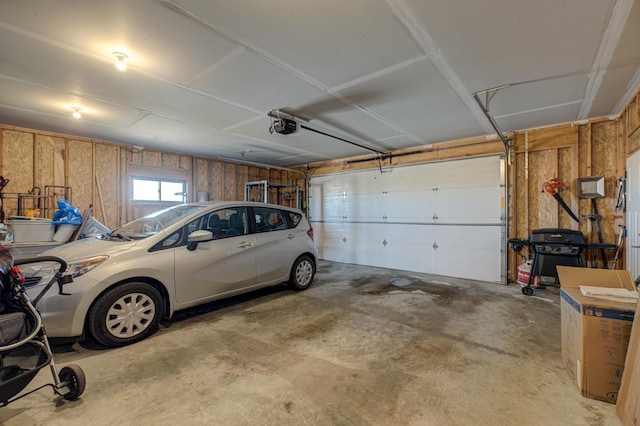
[53, 224, 76, 243]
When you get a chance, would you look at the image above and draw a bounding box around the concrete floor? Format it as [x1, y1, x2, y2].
[0, 260, 621, 425]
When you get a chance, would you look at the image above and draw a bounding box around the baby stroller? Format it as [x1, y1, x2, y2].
[0, 245, 85, 406]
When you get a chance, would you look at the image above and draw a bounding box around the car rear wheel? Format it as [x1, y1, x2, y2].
[88, 282, 163, 347]
[289, 255, 315, 291]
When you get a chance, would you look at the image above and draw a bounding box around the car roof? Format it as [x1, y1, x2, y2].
[184, 201, 303, 214]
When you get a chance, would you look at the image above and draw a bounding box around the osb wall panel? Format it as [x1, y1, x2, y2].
[587, 122, 618, 245]
[161, 153, 179, 170]
[193, 158, 210, 198]
[141, 150, 161, 167]
[236, 165, 249, 201]
[119, 148, 129, 225]
[1, 130, 34, 217]
[628, 94, 639, 137]
[35, 134, 66, 190]
[95, 144, 119, 229]
[557, 146, 578, 230]
[223, 163, 237, 200]
[526, 149, 560, 229]
[67, 139, 94, 217]
[211, 162, 224, 201]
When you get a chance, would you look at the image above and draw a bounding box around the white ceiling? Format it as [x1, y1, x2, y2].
[0, 0, 639, 167]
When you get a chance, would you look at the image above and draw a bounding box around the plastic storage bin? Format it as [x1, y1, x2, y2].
[8, 217, 54, 242]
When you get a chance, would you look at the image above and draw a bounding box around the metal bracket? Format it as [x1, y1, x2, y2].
[473, 85, 512, 158]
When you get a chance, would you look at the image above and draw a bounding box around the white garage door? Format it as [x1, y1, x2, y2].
[309, 155, 505, 283]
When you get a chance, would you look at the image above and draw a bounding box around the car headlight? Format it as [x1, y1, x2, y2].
[20, 261, 62, 288]
[67, 256, 109, 278]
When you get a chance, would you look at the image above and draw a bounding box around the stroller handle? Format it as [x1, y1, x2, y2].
[14, 256, 68, 273]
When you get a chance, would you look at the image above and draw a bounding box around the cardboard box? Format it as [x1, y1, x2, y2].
[617, 292, 640, 425]
[557, 266, 637, 404]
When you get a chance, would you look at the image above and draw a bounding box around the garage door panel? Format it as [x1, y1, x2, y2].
[436, 244, 501, 282]
[313, 222, 354, 263]
[430, 225, 502, 282]
[348, 223, 437, 272]
[433, 156, 501, 187]
[435, 186, 503, 222]
[310, 155, 504, 283]
[385, 188, 437, 222]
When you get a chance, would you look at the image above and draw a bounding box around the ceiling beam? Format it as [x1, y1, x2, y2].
[578, 0, 635, 120]
[383, 0, 495, 135]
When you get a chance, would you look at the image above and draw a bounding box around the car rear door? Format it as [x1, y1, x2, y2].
[251, 206, 302, 284]
[173, 207, 257, 305]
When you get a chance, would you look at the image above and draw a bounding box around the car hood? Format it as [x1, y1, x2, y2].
[39, 235, 142, 261]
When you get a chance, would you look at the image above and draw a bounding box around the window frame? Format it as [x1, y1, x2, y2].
[131, 176, 187, 204]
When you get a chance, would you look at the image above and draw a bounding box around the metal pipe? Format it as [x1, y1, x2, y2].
[473, 92, 511, 150]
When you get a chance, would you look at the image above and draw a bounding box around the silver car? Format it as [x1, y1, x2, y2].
[23, 202, 317, 347]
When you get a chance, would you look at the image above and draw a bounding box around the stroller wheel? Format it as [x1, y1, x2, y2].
[59, 364, 86, 401]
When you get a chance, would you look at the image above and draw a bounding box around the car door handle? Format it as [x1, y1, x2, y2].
[287, 234, 295, 239]
[238, 241, 254, 248]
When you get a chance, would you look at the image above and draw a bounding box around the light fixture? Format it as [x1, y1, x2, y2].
[71, 107, 82, 119]
[113, 52, 128, 71]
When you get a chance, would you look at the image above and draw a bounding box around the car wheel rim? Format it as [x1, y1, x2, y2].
[105, 292, 156, 339]
[296, 260, 313, 287]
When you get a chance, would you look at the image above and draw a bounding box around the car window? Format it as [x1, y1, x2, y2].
[113, 204, 208, 239]
[198, 207, 248, 239]
[152, 207, 250, 250]
[286, 211, 302, 228]
[253, 207, 295, 233]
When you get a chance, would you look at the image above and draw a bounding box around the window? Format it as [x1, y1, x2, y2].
[253, 207, 296, 232]
[189, 207, 248, 240]
[132, 177, 186, 203]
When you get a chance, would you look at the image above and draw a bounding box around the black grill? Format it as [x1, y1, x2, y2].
[529, 228, 585, 280]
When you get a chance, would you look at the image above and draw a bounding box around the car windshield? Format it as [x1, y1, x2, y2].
[106, 204, 209, 240]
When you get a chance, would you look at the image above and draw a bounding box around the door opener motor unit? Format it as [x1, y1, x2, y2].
[271, 117, 297, 135]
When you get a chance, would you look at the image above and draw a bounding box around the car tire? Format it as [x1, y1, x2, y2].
[288, 255, 315, 291]
[88, 282, 163, 347]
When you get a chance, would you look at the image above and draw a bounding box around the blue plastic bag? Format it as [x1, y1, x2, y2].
[52, 200, 82, 225]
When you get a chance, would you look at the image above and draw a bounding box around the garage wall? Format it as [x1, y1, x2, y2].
[0, 125, 300, 228]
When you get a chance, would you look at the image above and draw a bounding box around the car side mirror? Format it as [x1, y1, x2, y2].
[186, 230, 214, 251]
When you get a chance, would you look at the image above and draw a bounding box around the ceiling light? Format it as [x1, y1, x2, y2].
[71, 107, 82, 119]
[113, 52, 128, 71]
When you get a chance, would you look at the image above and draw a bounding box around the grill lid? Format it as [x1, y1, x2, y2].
[529, 228, 585, 246]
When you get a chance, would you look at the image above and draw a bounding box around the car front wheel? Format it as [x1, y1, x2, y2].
[289, 255, 315, 291]
[88, 282, 163, 347]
